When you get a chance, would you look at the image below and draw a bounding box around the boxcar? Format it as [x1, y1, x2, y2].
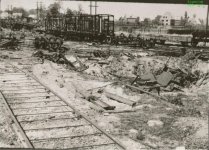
[45, 14, 114, 43]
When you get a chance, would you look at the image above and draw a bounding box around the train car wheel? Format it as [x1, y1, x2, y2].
[141, 40, 147, 49]
[128, 34, 134, 42]
[105, 36, 112, 44]
[160, 40, 165, 44]
[181, 42, 188, 47]
[63, 35, 68, 40]
[59, 47, 68, 54]
[191, 40, 198, 47]
[34, 37, 41, 49]
[49, 37, 56, 51]
[53, 43, 59, 51]
[143, 40, 151, 49]
[150, 39, 155, 48]
[120, 33, 125, 38]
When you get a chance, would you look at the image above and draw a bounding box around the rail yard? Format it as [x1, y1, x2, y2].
[0, 1, 209, 150]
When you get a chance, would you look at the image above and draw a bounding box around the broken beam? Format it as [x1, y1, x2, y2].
[125, 84, 176, 107]
[105, 92, 136, 107]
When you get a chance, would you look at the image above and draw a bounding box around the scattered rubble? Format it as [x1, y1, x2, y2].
[0, 28, 208, 149]
[128, 129, 139, 140]
[105, 91, 136, 107]
[147, 120, 164, 128]
[72, 82, 115, 111]
[33, 50, 88, 71]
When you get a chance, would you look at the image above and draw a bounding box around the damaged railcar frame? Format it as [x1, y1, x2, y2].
[45, 14, 115, 43]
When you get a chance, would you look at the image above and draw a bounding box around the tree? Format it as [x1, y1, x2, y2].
[152, 15, 162, 25]
[143, 18, 151, 26]
[184, 11, 188, 19]
[184, 11, 189, 24]
[180, 16, 185, 26]
[135, 17, 140, 25]
[40, 7, 47, 20]
[47, 2, 61, 17]
[28, 9, 36, 15]
[66, 8, 74, 16]
[12, 7, 29, 18]
[199, 19, 204, 26]
[78, 4, 83, 15]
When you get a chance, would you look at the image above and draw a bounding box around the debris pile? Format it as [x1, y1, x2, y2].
[34, 35, 66, 53]
[0, 30, 24, 50]
[82, 51, 209, 103]
[33, 50, 88, 72]
[84, 55, 136, 79]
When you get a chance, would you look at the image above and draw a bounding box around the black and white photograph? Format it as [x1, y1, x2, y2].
[0, 0, 208, 149]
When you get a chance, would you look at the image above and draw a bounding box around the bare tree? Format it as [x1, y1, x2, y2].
[152, 15, 162, 25]
[47, 2, 61, 17]
[66, 8, 73, 16]
[78, 4, 83, 15]
[198, 18, 204, 25]
[12, 7, 29, 18]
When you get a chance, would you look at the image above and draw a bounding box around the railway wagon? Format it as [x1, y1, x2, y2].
[1, 18, 37, 31]
[139, 32, 200, 47]
[45, 14, 114, 43]
[1, 19, 14, 29]
[140, 33, 167, 44]
[168, 28, 209, 46]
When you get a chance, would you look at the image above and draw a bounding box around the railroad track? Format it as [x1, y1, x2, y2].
[0, 62, 125, 150]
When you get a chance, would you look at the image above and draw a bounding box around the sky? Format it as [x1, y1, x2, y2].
[1, 0, 207, 20]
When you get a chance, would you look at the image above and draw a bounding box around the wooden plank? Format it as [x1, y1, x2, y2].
[72, 83, 115, 110]
[105, 92, 136, 107]
[125, 84, 176, 108]
[92, 100, 115, 110]
[0, 92, 34, 148]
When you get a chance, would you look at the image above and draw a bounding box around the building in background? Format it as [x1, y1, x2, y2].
[160, 12, 173, 26]
[1, 11, 9, 19]
[12, 12, 22, 18]
[118, 16, 140, 25]
[1, 12, 22, 19]
[127, 17, 140, 24]
[170, 16, 181, 26]
[116, 16, 140, 32]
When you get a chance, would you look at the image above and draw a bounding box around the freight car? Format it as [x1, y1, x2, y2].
[45, 14, 154, 48]
[44, 14, 209, 48]
[1, 18, 37, 31]
[45, 14, 114, 43]
[139, 33, 193, 46]
[167, 28, 209, 47]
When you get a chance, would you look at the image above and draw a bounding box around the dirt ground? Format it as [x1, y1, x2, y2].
[0, 98, 23, 148]
[0, 37, 208, 150]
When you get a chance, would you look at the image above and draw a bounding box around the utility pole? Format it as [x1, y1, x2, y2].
[205, 5, 209, 46]
[0, 0, 1, 28]
[7, 5, 9, 19]
[90, 1, 92, 15]
[40, 2, 43, 20]
[95, 1, 98, 15]
[10, 5, 13, 18]
[206, 5, 209, 32]
[37, 1, 39, 21]
[89, 1, 98, 15]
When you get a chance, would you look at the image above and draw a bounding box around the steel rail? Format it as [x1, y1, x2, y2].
[12, 105, 67, 110]
[31, 132, 104, 141]
[19, 116, 79, 123]
[9, 63, 126, 150]
[0, 91, 34, 148]
[15, 110, 73, 117]
[8, 100, 62, 104]
[24, 123, 91, 131]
